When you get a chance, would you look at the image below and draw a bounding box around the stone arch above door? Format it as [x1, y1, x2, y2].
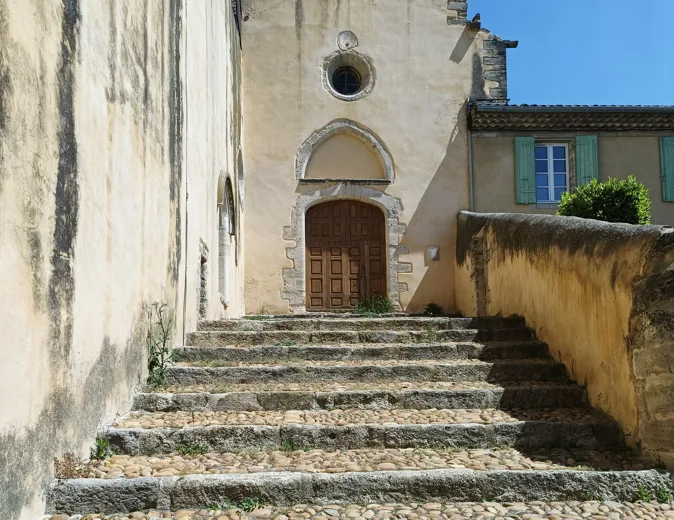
[282, 184, 410, 313]
[295, 119, 394, 182]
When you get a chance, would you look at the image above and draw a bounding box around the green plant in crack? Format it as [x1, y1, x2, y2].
[421, 325, 439, 343]
[176, 443, 208, 456]
[657, 486, 674, 503]
[275, 340, 295, 347]
[239, 497, 267, 512]
[147, 302, 175, 388]
[634, 485, 654, 502]
[90, 437, 116, 461]
[423, 302, 444, 317]
[280, 441, 314, 452]
[354, 295, 392, 315]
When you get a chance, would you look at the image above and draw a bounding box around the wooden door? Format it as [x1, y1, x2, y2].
[306, 200, 386, 311]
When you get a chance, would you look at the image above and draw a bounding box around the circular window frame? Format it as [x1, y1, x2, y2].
[322, 50, 374, 102]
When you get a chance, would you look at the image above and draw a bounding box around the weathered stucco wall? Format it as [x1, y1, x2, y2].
[472, 133, 673, 224]
[242, 0, 506, 314]
[456, 211, 674, 464]
[0, 1, 242, 518]
[182, 0, 244, 330]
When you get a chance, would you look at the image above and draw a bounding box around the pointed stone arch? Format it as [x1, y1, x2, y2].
[295, 119, 395, 182]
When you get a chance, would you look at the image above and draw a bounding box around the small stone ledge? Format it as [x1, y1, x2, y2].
[49, 469, 672, 514]
[298, 178, 392, 185]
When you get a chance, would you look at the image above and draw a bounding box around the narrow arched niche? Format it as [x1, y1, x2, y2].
[305, 133, 385, 180]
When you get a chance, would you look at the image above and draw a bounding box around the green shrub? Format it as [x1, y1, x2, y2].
[557, 176, 651, 225]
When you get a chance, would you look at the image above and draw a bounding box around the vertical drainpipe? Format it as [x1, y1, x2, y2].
[468, 128, 475, 212]
[181, 0, 190, 346]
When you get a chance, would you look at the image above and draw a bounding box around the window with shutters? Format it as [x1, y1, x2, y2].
[535, 144, 569, 203]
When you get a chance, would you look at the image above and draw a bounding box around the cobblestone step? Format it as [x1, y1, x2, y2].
[175, 341, 549, 363]
[49, 469, 672, 515]
[198, 316, 526, 332]
[85, 446, 653, 479]
[133, 382, 587, 412]
[187, 328, 534, 348]
[102, 408, 621, 455]
[166, 359, 568, 386]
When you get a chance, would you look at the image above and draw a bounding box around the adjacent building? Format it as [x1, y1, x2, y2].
[469, 104, 674, 225]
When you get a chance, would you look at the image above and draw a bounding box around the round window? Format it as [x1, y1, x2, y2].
[322, 51, 374, 101]
[332, 67, 361, 96]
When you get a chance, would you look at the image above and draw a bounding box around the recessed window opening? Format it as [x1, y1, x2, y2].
[332, 66, 361, 96]
[198, 254, 208, 319]
[535, 143, 568, 203]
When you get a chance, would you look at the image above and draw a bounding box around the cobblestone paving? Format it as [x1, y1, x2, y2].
[88, 447, 649, 479]
[147, 381, 569, 394]
[44, 500, 674, 519]
[115, 408, 603, 429]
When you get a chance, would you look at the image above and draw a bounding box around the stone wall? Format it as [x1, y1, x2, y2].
[455, 211, 674, 465]
[0, 1, 242, 518]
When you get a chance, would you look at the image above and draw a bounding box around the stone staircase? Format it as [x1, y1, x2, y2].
[48, 315, 672, 517]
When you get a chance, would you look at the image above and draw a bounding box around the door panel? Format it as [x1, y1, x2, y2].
[305, 200, 386, 311]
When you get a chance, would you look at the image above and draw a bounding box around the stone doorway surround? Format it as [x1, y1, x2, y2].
[282, 184, 410, 313]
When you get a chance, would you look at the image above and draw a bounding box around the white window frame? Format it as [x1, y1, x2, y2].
[535, 143, 569, 203]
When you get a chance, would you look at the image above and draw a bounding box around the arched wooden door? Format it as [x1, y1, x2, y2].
[306, 200, 386, 311]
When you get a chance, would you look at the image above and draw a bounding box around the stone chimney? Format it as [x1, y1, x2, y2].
[447, 1, 468, 22]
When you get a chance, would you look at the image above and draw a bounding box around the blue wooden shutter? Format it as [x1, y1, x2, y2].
[660, 137, 674, 202]
[515, 137, 536, 204]
[576, 136, 599, 186]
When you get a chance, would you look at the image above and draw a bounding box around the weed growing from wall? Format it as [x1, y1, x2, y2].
[147, 302, 175, 388]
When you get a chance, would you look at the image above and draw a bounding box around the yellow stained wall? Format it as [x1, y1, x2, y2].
[472, 134, 674, 224]
[455, 212, 673, 454]
[242, 0, 498, 314]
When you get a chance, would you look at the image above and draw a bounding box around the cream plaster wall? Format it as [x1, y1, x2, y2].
[0, 1, 241, 517]
[472, 134, 674, 224]
[305, 133, 384, 180]
[183, 0, 244, 329]
[242, 0, 495, 314]
[598, 135, 671, 226]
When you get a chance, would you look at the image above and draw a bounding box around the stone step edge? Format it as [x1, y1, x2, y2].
[186, 330, 534, 348]
[166, 360, 567, 386]
[101, 421, 621, 455]
[48, 468, 671, 515]
[132, 385, 587, 412]
[198, 316, 526, 331]
[175, 341, 548, 359]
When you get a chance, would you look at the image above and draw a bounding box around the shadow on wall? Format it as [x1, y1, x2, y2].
[401, 101, 469, 313]
[0, 316, 146, 519]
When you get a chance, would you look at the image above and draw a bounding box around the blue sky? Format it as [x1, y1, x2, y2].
[470, 0, 674, 105]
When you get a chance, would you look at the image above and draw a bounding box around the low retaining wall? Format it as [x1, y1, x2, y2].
[455, 211, 674, 465]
